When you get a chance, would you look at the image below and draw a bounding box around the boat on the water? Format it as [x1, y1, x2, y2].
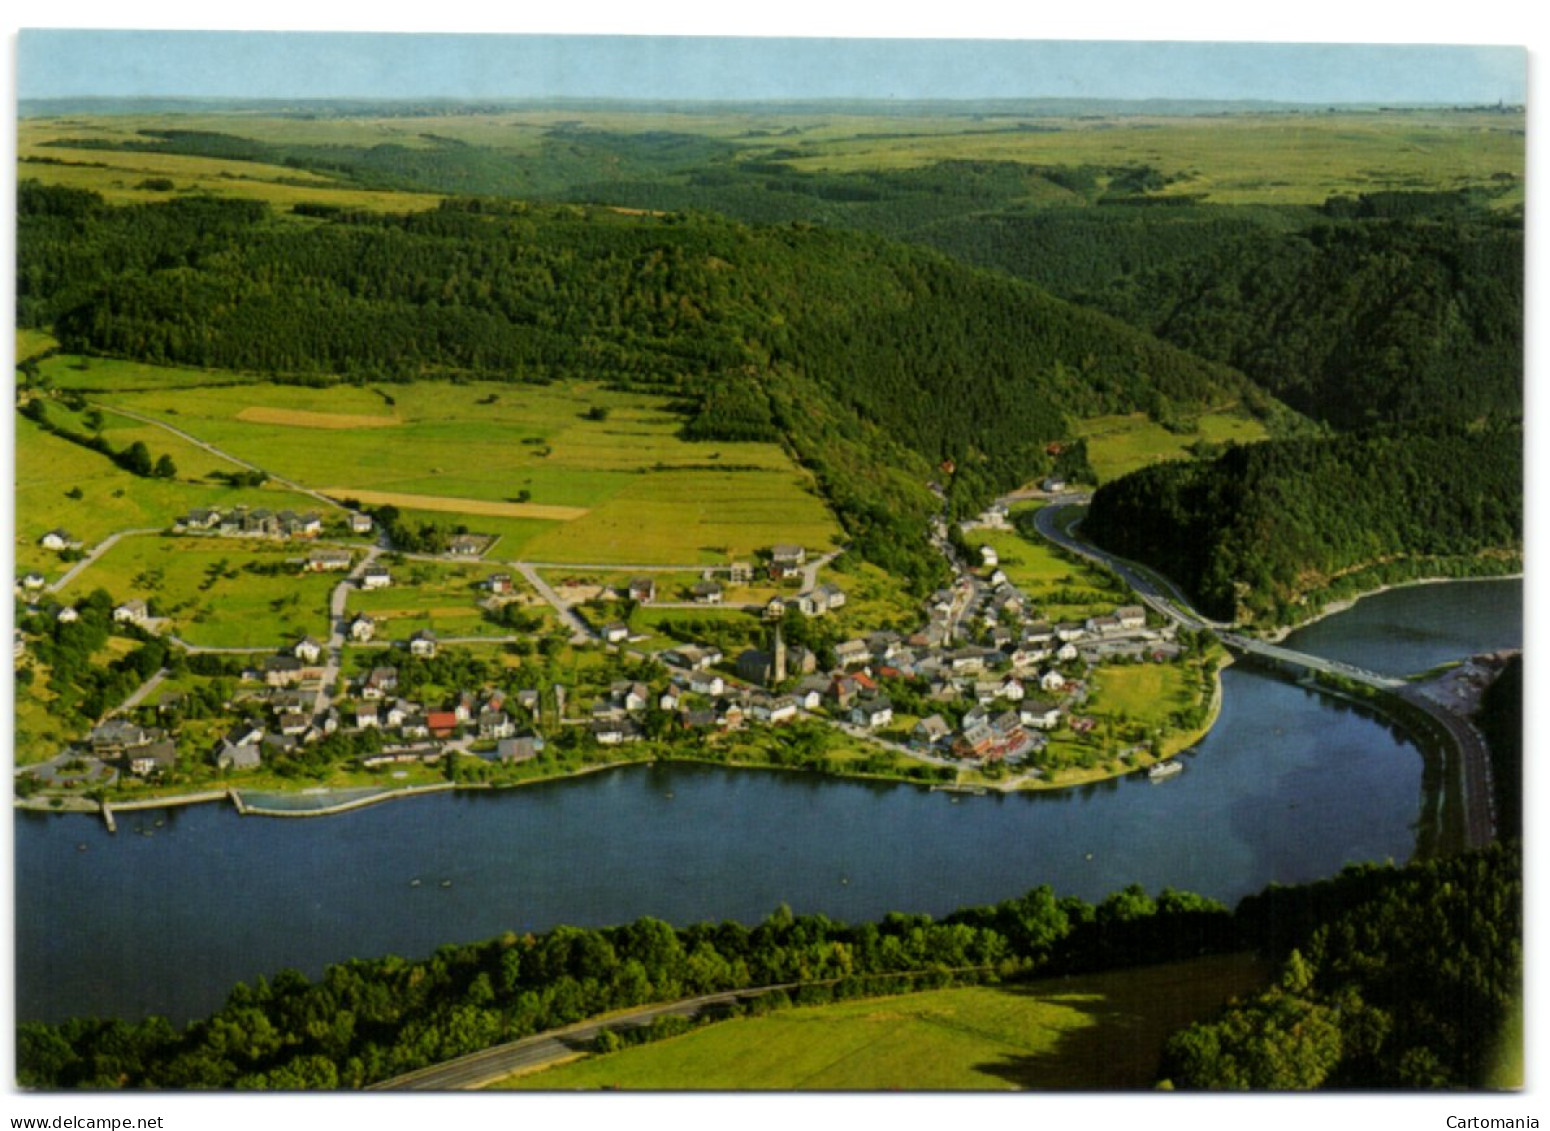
[1148, 760, 1183, 781]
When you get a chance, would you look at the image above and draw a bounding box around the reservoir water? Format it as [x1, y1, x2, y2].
[13, 579, 1521, 1025]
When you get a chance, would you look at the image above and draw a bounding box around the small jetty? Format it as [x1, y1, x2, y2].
[99, 801, 117, 834]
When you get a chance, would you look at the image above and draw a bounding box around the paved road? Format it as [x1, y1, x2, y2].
[46, 527, 162, 594]
[312, 548, 382, 721]
[515, 564, 594, 643]
[116, 667, 170, 713]
[367, 984, 805, 1090]
[1028, 496, 1215, 630]
[1396, 684, 1497, 850]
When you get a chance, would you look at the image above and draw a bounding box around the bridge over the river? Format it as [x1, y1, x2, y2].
[1218, 633, 1407, 690]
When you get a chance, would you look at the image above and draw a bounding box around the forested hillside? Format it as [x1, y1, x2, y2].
[1163, 842, 1520, 1089]
[1081, 419, 1522, 625]
[1076, 202, 1522, 429]
[37, 125, 1521, 431]
[18, 181, 1287, 588]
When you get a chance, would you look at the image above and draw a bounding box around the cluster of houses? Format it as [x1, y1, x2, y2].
[176, 504, 366, 540]
[83, 718, 179, 776]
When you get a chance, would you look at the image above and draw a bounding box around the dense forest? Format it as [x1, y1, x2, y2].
[17, 843, 1517, 1090]
[1474, 654, 1523, 841]
[17, 180, 1285, 589]
[1163, 842, 1520, 1089]
[1081, 418, 1522, 625]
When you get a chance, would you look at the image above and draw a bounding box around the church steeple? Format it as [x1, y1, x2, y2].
[773, 622, 787, 685]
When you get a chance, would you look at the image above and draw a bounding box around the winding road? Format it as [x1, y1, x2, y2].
[1018, 491, 1496, 848]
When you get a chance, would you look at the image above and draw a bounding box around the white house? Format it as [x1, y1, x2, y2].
[409, 630, 438, 658]
[361, 565, 392, 590]
[349, 614, 376, 642]
[113, 600, 149, 626]
[689, 672, 725, 697]
[849, 698, 894, 730]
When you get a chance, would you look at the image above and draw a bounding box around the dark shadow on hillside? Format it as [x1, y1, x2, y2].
[971, 989, 1157, 1091]
[970, 956, 1273, 1090]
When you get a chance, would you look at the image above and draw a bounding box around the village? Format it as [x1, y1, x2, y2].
[15, 491, 1207, 805]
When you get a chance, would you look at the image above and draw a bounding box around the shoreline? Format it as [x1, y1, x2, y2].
[14, 657, 1235, 820]
[1259, 571, 1523, 644]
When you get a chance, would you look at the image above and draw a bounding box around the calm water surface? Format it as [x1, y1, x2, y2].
[13, 579, 1520, 1024]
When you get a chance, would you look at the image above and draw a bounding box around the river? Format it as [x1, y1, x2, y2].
[12, 579, 1521, 1025]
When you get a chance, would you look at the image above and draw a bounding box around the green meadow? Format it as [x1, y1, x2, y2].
[32, 353, 258, 392]
[1075, 411, 1270, 483]
[55, 535, 337, 649]
[503, 953, 1271, 1090]
[93, 379, 843, 565]
[12, 415, 321, 583]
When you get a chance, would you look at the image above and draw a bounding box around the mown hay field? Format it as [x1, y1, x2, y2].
[320, 488, 588, 523]
[502, 954, 1271, 1091]
[236, 406, 403, 430]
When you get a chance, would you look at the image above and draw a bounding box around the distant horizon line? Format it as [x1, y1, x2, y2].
[19, 94, 1526, 112]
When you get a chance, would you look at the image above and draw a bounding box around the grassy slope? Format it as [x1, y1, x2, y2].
[503, 953, 1271, 1091]
[1075, 411, 1270, 484]
[12, 415, 321, 583]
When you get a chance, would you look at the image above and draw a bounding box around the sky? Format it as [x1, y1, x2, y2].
[15, 30, 1526, 105]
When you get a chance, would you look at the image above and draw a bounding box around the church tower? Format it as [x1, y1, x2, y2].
[773, 622, 787, 685]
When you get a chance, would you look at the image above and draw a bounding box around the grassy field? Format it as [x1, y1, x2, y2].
[16, 327, 59, 360]
[93, 379, 843, 565]
[19, 116, 443, 212]
[502, 953, 1271, 1090]
[31, 353, 259, 392]
[961, 513, 1123, 623]
[1074, 411, 1271, 483]
[776, 110, 1525, 208]
[12, 415, 321, 582]
[347, 559, 554, 642]
[1091, 662, 1193, 722]
[54, 535, 338, 649]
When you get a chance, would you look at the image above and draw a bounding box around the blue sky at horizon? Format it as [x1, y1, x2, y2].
[16, 31, 1526, 105]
